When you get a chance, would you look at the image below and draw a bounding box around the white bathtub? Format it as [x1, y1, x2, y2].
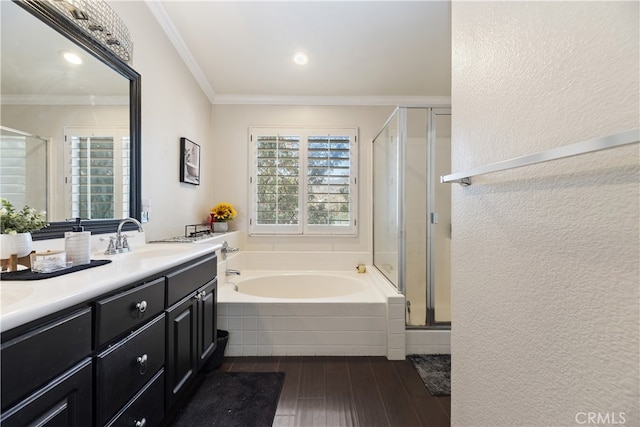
[217, 265, 406, 359]
[221, 270, 382, 302]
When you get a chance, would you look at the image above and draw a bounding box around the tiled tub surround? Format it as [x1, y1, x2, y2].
[217, 251, 406, 359]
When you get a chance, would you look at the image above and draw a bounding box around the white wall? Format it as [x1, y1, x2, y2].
[210, 104, 394, 254]
[451, 2, 639, 426]
[109, 1, 214, 241]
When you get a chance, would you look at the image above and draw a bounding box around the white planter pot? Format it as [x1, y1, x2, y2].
[0, 232, 33, 258]
[212, 222, 229, 233]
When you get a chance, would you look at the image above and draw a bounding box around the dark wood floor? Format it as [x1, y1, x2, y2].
[220, 356, 450, 427]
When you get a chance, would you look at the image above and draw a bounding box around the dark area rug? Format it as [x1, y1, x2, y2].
[171, 371, 285, 427]
[407, 354, 451, 396]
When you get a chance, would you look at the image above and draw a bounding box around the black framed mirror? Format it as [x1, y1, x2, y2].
[2, 0, 141, 240]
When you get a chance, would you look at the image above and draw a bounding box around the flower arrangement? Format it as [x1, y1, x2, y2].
[0, 198, 48, 234]
[210, 202, 237, 222]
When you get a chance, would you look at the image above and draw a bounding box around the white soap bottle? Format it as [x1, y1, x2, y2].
[65, 218, 91, 266]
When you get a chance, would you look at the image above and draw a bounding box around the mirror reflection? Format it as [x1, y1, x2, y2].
[0, 0, 130, 222]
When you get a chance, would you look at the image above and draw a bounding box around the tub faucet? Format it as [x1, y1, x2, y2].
[221, 241, 239, 259]
[106, 217, 144, 254]
[226, 269, 241, 276]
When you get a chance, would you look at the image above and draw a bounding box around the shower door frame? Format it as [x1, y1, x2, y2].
[372, 105, 451, 329]
[426, 107, 451, 329]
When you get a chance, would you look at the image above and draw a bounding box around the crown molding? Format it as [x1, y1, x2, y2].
[145, 0, 216, 104]
[212, 95, 451, 107]
[1, 95, 129, 106]
[145, 2, 450, 108]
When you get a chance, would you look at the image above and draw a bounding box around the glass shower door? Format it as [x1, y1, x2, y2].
[372, 110, 400, 288]
[372, 106, 451, 328]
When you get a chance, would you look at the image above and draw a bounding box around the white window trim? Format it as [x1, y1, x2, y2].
[249, 126, 358, 236]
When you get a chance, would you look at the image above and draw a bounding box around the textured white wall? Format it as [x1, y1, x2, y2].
[109, 1, 214, 241]
[451, 2, 639, 426]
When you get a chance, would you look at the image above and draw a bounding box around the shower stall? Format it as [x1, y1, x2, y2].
[372, 106, 451, 328]
[0, 126, 48, 214]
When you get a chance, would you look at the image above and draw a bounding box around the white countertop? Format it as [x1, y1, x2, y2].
[0, 242, 221, 333]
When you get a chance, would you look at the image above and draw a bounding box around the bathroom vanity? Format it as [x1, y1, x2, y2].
[0, 244, 219, 426]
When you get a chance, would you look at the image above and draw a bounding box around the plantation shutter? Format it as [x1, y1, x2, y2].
[251, 129, 303, 234]
[65, 127, 129, 220]
[306, 132, 356, 233]
[70, 136, 115, 219]
[249, 127, 357, 236]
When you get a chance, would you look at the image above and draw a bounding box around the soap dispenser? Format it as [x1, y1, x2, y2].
[65, 218, 91, 266]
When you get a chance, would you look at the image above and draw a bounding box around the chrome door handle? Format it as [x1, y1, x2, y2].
[134, 418, 147, 427]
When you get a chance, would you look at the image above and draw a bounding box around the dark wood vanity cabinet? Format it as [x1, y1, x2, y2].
[0, 308, 93, 427]
[0, 358, 93, 427]
[165, 255, 217, 411]
[0, 251, 218, 427]
[94, 276, 168, 427]
[95, 315, 166, 425]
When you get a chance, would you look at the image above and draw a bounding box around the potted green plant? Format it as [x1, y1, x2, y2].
[0, 198, 48, 257]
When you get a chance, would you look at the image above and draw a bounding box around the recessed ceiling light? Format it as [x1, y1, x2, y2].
[61, 51, 82, 65]
[292, 51, 310, 66]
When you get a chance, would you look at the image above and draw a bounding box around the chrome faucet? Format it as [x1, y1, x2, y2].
[105, 217, 144, 254]
[225, 269, 241, 276]
[221, 241, 239, 259]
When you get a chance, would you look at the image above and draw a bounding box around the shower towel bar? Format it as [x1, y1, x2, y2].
[441, 128, 640, 186]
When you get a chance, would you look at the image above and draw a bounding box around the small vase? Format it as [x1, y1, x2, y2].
[0, 232, 33, 258]
[212, 221, 229, 233]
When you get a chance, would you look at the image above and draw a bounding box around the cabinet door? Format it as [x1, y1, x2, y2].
[165, 295, 197, 409]
[0, 358, 92, 427]
[197, 279, 217, 369]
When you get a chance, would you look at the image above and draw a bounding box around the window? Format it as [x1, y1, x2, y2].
[64, 127, 129, 219]
[250, 127, 358, 235]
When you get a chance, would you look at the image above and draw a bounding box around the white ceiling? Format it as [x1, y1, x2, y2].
[1, 0, 128, 103]
[148, 1, 451, 105]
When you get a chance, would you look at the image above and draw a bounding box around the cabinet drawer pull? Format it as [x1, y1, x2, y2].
[134, 418, 147, 427]
[135, 300, 147, 318]
[194, 293, 202, 302]
[200, 290, 206, 298]
[136, 354, 148, 375]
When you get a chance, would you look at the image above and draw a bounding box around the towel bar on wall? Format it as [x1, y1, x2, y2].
[441, 128, 640, 186]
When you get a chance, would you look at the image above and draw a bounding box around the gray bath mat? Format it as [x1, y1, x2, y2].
[407, 354, 451, 396]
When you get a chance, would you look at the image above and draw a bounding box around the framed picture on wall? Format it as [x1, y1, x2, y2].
[180, 137, 200, 185]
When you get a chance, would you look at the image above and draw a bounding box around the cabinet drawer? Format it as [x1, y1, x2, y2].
[105, 369, 164, 427]
[0, 358, 92, 427]
[96, 277, 165, 346]
[166, 254, 217, 306]
[96, 314, 165, 426]
[1, 307, 91, 410]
